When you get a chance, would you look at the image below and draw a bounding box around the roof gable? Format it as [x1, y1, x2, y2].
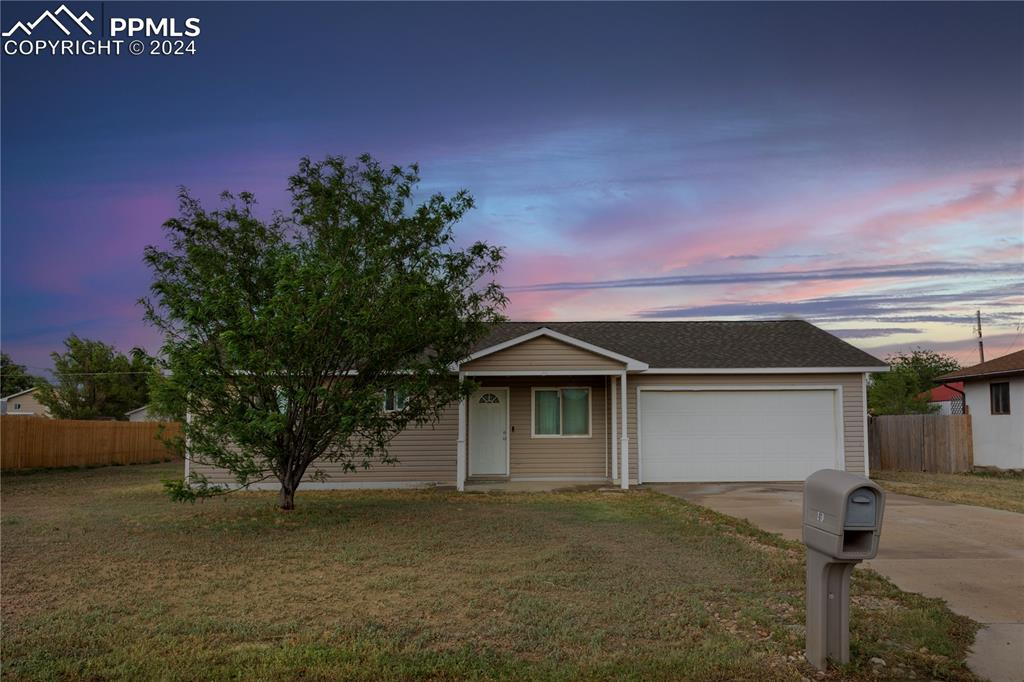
[462, 327, 647, 371]
[1, 386, 38, 401]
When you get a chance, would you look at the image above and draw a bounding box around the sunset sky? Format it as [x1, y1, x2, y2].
[2, 2, 1022, 376]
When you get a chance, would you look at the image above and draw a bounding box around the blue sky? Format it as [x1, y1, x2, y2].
[2, 1, 1022, 374]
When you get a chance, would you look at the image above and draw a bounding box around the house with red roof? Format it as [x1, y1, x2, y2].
[917, 382, 965, 415]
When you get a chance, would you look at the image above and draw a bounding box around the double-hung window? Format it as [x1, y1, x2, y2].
[383, 388, 407, 413]
[532, 387, 590, 437]
[990, 382, 1011, 415]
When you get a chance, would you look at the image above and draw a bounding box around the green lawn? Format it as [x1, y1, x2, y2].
[872, 469, 1024, 514]
[1, 463, 978, 681]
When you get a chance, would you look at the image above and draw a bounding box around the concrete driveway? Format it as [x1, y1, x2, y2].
[653, 482, 1024, 682]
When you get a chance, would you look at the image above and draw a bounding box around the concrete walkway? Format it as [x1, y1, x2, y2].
[653, 482, 1024, 682]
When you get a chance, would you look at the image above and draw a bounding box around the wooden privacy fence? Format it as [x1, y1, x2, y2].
[0, 416, 182, 470]
[869, 414, 973, 473]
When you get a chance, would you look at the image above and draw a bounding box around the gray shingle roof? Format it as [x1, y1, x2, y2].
[471, 320, 887, 369]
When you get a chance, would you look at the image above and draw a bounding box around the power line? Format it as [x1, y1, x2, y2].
[989, 313, 1024, 358]
[18, 368, 157, 376]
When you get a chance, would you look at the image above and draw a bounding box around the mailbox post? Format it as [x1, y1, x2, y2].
[802, 469, 885, 671]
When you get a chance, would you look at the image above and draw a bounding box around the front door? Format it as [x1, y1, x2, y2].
[469, 388, 508, 476]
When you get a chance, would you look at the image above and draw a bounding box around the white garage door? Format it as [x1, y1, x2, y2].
[639, 389, 840, 482]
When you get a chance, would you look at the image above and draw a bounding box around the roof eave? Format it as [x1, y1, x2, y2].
[639, 366, 888, 374]
[941, 369, 1024, 382]
[1, 386, 38, 401]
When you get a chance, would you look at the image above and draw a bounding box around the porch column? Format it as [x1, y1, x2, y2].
[619, 371, 629, 489]
[456, 372, 467, 491]
[610, 376, 618, 483]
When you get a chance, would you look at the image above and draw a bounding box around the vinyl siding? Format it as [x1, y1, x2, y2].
[461, 336, 625, 372]
[475, 377, 609, 479]
[622, 373, 866, 482]
[190, 403, 458, 487]
[189, 371, 867, 487]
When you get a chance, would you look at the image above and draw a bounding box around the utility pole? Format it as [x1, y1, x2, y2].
[976, 310, 985, 364]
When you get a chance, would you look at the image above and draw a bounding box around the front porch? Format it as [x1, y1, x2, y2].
[454, 372, 632, 491]
[452, 326, 651, 491]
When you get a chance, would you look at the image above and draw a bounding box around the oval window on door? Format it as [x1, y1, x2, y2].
[479, 393, 500, 404]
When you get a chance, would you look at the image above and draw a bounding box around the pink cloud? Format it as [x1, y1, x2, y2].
[856, 179, 1023, 242]
[496, 165, 1022, 340]
[621, 168, 1023, 275]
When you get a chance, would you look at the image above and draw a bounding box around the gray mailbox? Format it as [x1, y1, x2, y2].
[802, 469, 885, 671]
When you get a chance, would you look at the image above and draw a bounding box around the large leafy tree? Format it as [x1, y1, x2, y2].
[35, 336, 157, 419]
[143, 155, 506, 510]
[1, 353, 40, 396]
[868, 348, 961, 415]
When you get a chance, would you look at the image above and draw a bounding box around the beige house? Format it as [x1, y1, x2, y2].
[0, 387, 50, 417]
[191, 320, 887, 490]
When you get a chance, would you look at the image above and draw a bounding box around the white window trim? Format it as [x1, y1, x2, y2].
[530, 386, 592, 438]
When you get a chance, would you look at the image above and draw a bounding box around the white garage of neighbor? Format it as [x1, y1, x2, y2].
[638, 387, 844, 482]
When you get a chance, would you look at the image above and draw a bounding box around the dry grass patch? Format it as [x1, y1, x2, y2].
[1, 463, 978, 680]
[872, 470, 1024, 513]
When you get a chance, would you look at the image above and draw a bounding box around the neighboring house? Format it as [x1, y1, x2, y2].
[939, 349, 1024, 470]
[917, 382, 965, 415]
[126, 405, 173, 422]
[0, 387, 50, 417]
[190, 320, 888, 490]
[126, 405, 154, 422]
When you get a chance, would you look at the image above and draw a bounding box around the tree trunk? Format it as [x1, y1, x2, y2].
[277, 455, 310, 510]
[277, 480, 297, 510]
